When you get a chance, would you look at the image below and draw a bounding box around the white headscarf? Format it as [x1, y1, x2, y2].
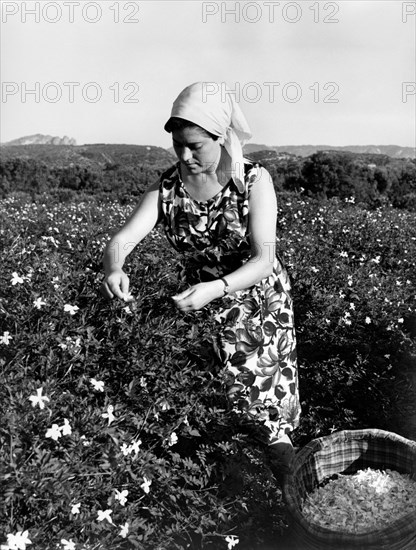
[164, 82, 252, 192]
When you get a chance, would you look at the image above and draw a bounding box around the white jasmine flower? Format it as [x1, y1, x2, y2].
[120, 443, 130, 456]
[4, 530, 32, 550]
[140, 476, 152, 494]
[119, 522, 129, 538]
[115, 489, 128, 506]
[225, 535, 239, 549]
[45, 424, 62, 441]
[129, 439, 142, 454]
[33, 297, 47, 309]
[64, 304, 79, 315]
[0, 331, 12, 345]
[61, 418, 72, 436]
[90, 378, 105, 392]
[28, 388, 50, 410]
[11, 272, 24, 285]
[60, 539, 76, 550]
[159, 398, 170, 411]
[167, 432, 178, 446]
[102, 405, 115, 426]
[97, 509, 113, 524]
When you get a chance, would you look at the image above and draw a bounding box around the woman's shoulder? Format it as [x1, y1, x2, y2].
[159, 162, 179, 192]
[160, 162, 179, 181]
[243, 157, 271, 188]
[243, 156, 262, 173]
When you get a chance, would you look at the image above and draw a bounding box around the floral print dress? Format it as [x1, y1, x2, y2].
[159, 160, 301, 442]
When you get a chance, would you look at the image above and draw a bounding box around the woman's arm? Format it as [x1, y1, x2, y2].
[173, 166, 278, 311]
[101, 180, 162, 300]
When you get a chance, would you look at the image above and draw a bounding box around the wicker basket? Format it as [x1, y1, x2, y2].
[283, 429, 416, 550]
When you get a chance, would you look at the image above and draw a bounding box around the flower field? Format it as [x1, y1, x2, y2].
[1, 191, 415, 550]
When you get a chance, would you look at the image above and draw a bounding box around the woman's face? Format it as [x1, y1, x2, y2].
[172, 126, 221, 177]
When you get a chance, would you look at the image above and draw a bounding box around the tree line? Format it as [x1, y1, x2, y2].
[251, 150, 416, 210]
[1, 149, 415, 209]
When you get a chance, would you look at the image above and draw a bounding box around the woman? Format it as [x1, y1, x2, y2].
[101, 82, 300, 466]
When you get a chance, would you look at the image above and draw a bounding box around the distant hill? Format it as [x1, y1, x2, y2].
[6, 135, 414, 159]
[1, 135, 176, 167]
[0, 143, 176, 198]
[245, 148, 414, 172]
[1, 141, 414, 209]
[3, 134, 77, 146]
[242, 143, 415, 159]
[166, 143, 415, 159]
[245, 150, 300, 163]
[0, 143, 176, 168]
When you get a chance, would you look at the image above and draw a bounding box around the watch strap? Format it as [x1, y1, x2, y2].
[220, 277, 230, 295]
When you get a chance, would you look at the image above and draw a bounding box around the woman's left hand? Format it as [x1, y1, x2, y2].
[172, 281, 224, 312]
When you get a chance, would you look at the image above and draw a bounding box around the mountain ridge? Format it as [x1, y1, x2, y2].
[1, 140, 414, 208]
[242, 143, 415, 159]
[3, 133, 77, 146]
[167, 143, 415, 159]
[2, 134, 414, 159]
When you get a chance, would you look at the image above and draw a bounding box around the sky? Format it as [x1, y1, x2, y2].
[1, 0, 415, 149]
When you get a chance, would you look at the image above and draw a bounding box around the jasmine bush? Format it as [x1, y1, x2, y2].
[1, 192, 415, 549]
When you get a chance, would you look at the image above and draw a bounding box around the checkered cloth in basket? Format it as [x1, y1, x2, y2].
[283, 429, 416, 550]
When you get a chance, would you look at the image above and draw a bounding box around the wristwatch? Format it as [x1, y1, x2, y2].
[220, 277, 230, 295]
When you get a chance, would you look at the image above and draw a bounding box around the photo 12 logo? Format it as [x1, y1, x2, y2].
[402, 1, 416, 22]
[1, 1, 141, 24]
[202, 1, 340, 24]
[201, 81, 340, 104]
[402, 82, 415, 103]
[1, 82, 141, 103]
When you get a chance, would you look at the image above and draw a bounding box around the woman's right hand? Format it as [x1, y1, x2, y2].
[100, 269, 133, 301]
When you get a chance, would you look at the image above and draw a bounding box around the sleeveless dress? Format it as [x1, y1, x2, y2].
[159, 159, 301, 443]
